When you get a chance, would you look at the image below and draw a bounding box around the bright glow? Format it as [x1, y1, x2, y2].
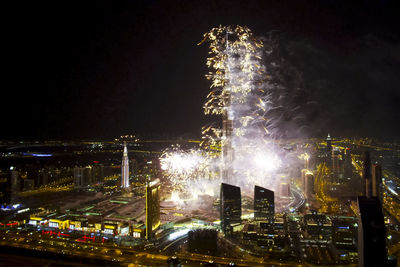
[254, 152, 280, 171]
[159, 26, 300, 206]
[168, 228, 190, 240]
[388, 186, 398, 196]
[169, 191, 182, 203]
[160, 148, 204, 175]
[160, 146, 216, 199]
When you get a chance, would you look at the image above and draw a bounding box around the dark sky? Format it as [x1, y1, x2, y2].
[4, 0, 400, 140]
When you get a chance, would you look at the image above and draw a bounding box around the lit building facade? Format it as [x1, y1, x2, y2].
[121, 143, 129, 188]
[326, 133, 332, 154]
[220, 183, 241, 236]
[254, 185, 274, 223]
[332, 216, 357, 251]
[146, 179, 160, 239]
[305, 172, 315, 200]
[73, 166, 92, 189]
[303, 211, 332, 240]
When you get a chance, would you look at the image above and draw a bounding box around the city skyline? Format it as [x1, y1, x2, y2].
[1, 2, 400, 264]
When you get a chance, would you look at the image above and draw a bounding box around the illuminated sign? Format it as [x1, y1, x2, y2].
[41, 230, 69, 237]
[104, 229, 114, 234]
[49, 222, 59, 228]
[120, 227, 129, 236]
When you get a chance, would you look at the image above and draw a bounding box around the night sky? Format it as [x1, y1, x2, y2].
[4, 0, 400, 140]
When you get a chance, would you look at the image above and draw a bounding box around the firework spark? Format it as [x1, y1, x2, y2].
[199, 25, 284, 189]
[160, 26, 294, 201]
[160, 146, 219, 200]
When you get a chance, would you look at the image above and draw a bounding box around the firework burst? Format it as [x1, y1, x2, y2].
[160, 26, 292, 200]
[199, 25, 283, 189]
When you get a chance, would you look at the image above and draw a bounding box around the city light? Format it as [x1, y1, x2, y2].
[168, 229, 190, 241]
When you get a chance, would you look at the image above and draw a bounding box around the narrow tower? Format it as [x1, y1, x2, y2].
[326, 133, 332, 154]
[121, 142, 129, 188]
[221, 31, 234, 184]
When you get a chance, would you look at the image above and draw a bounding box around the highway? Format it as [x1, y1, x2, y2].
[288, 186, 305, 212]
[0, 228, 359, 267]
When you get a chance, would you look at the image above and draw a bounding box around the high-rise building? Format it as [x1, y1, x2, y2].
[357, 196, 386, 267]
[331, 148, 341, 176]
[362, 151, 372, 197]
[0, 171, 11, 204]
[254, 185, 274, 223]
[326, 133, 332, 154]
[92, 163, 105, 184]
[305, 172, 315, 199]
[343, 148, 354, 182]
[222, 113, 233, 184]
[371, 164, 382, 201]
[73, 166, 92, 189]
[332, 216, 357, 251]
[11, 170, 20, 194]
[301, 169, 308, 192]
[220, 183, 241, 236]
[146, 179, 160, 239]
[304, 211, 332, 239]
[357, 151, 388, 267]
[121, 142, 130, 188]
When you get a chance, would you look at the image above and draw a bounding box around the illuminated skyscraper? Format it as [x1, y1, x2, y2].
[254, 186, 274, 223]
[326, 133, 332, 153]
[305, 172, 315, 200]
[301, 169, 308, 192]
[220, 183, 241, 236]
[121, 142, 129, 188]
[146, 179, 160, 239]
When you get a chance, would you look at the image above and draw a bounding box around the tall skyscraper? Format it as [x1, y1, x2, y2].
[73, 166, 92, 189]
[357, 151, 387, 267]
[371, 164, 382, 200]
[326, 133, 332, 154]
[362, 151, 372, 197]
[0, 171, 11, 204]
[146, 179, 160, 239]
[343, 148, 353, 180]
[357, 196, 386, 267]
[331, 149, 341, 177]
[305, 172, 315, 199]
[121, 142, 129, 188]
[301, 169, 308, 192]
[254, 185, 274, 224]
[222, 102, 234, 184]
[220, 183, 241, 236]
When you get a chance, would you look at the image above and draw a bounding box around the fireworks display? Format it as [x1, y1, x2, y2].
[160, 146, 220, 200]
[200, 25, 282, 189]
[161, 26, 291, 201]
